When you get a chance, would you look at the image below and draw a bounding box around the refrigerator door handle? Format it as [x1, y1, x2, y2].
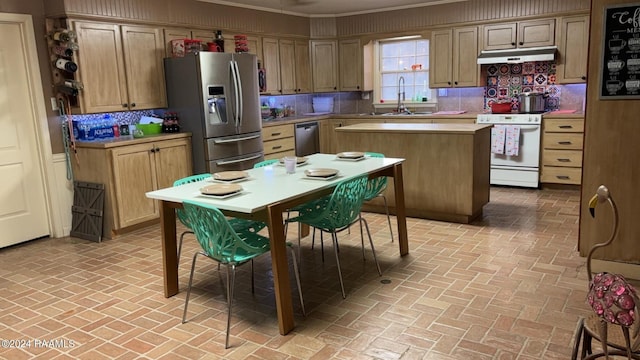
[230, 60, 242, 129]
[216, 153, 262, 165]
[233, 60, 243, 127]
[213, 134, 261, 144]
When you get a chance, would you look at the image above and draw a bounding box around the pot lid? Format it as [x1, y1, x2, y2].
[477, 46, 557, 64]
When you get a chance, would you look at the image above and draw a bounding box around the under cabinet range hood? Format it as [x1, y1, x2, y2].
[477, 46, 557, 64]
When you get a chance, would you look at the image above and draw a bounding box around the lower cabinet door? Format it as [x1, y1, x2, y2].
[110, 143, 158, 228]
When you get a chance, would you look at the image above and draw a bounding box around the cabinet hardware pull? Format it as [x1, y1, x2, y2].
[272, 145, 282, 150]
[558, 125, 573, 129]
[155, 147, 160, 152]
[122, 104, 128, 108]
[454, 81, 458, 85]
[518, 42, 523, 46]
[131, 103, 136, 107]
[150, 148, 155, 153]
[581, 76, 586, 80]
[511, 42, 516, 46]
[556, 175, 570, 180]
[271, 132, 281, 136]
[557, 158, 571, 162]
[447, 81, 452, 85]
[558, 141, 572, 145]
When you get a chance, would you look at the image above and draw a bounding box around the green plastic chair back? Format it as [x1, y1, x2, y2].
[364, 152, 387, 201]
[183, 200, 270, 264]
[290, 175, 369, 231]
[253, 159, 279, 168]
[173, 174, 211, 229]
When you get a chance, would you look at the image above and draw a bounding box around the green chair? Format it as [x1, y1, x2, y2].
[362, 152, 394, 243]
[253, 159, 279, 168]
[174, 174, 212, 264]
[174, 174, 266, 265]
[181, 200, 305, 349]
[285, 175, 382, 299]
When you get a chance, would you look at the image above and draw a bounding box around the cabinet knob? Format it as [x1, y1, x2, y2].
[518, 42, 523, 46]
[454, 81, 458, 85]
[511, 42, 516, 46]
[122, 104, 128, 108]
[357, 85, 360, 89]
[150, 148, 155, 153]
[447, 81, 452, 85]
[131, 103, 136, 107]
[333, 87, 337, 90]
[581, 76, 587, 80]
[155, 147, 160, 152]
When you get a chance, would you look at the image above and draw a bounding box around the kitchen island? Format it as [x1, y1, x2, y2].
[335, 123, 492, 223]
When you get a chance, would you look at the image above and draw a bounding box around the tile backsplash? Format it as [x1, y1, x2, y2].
[484, 61, 560, 111]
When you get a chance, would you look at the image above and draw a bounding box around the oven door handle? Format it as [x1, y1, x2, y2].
[517, 125, 541, 131]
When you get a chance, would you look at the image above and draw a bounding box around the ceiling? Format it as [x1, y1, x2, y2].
[196, 0, 470, 17]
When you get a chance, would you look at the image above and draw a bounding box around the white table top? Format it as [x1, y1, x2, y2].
[146, 153, 404, 214]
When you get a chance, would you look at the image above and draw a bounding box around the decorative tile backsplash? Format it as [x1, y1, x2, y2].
[484, 61, 560, 112]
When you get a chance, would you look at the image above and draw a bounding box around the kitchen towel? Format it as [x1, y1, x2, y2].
[505, 125, 521, 156]
[491, 125, 506, 154]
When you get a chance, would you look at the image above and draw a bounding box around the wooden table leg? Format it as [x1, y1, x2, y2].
[267, 203, 295, 335]
[393, 163, 409, 256]
[161, 201, 179, 298]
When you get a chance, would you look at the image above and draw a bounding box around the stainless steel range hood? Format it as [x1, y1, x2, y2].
[477, 46, 557, 64]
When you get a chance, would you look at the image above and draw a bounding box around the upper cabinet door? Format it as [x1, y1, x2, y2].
[482, 23, 517, 50]
[453, 26, 479, 87]
[311, 40, 338, 92]
[339, 39, 363, 91]
[430, 29, 453, 88]
[294, 40, 312, 93]
[262, 37, 281, 94]
[121, 25, 167, 110]
[557, 15, 589, 84]
[517, 19, 555, 48]
[74, 21, 129, 113]
[279, 39, 296, 94]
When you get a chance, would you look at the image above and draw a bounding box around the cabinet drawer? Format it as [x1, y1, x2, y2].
[263, 137, 295, 155]
[264, 149, 295, 160]
[543, 133, 583, 150]
[544, 118, 584, 132]
[542, 150, 583, 167]
[262, 124, 294, 141]
[541, 166, 582, 184]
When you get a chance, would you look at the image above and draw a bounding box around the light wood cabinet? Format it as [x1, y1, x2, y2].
[540, 117, 584, 185]
[556, 15, 589, 84]
[262, 37, 281, 94]
[482, 19, 555, 50]
[262, 123, 295, 159]
[339, 39, 363, 91]
[430, 26, 479, 88]
[319, 119, 344, 154]
[71, 134, 192, 239]
[294, 40, 312, 94]
[262, 38, 311, 94]
[311, 40, 339, 92]
[74, 21, 166, 113]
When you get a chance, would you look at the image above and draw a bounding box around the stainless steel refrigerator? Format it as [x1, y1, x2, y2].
[164, 52, 263, 174]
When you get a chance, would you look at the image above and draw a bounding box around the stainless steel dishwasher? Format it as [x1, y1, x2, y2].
[295, 121, 319, 157]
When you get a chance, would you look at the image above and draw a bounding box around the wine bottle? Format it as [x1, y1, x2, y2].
[51, 29, 77, 43]
[215, 30, 225, 52]
[51, 43, 78, 57]
[56, 84, 79, 97]
[54, 58, 78, 73]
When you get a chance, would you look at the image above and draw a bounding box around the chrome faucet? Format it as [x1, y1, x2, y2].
[397, 76, 408, 113]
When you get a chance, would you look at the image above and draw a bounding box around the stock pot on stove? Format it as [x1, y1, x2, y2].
[518, 92, 547, 113]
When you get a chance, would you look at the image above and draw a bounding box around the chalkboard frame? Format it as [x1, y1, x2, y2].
[599, 3, 640, 99]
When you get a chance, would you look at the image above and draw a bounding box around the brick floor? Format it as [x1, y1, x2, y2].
[0, 186, 598, 359]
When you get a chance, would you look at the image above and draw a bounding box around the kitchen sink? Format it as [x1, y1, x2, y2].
[381, 112, 432, 116]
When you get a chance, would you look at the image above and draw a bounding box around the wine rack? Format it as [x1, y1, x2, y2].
[46, 18, 82, 109]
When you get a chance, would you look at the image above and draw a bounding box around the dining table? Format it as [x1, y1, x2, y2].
[145, 153, 408, 335]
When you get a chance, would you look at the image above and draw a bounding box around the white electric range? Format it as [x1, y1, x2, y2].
[476, 113, 543, 188]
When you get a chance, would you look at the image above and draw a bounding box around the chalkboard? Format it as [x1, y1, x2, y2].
[600, 3, 640, 99]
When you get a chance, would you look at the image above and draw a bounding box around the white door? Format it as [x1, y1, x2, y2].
[0, 14, 50, 247]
